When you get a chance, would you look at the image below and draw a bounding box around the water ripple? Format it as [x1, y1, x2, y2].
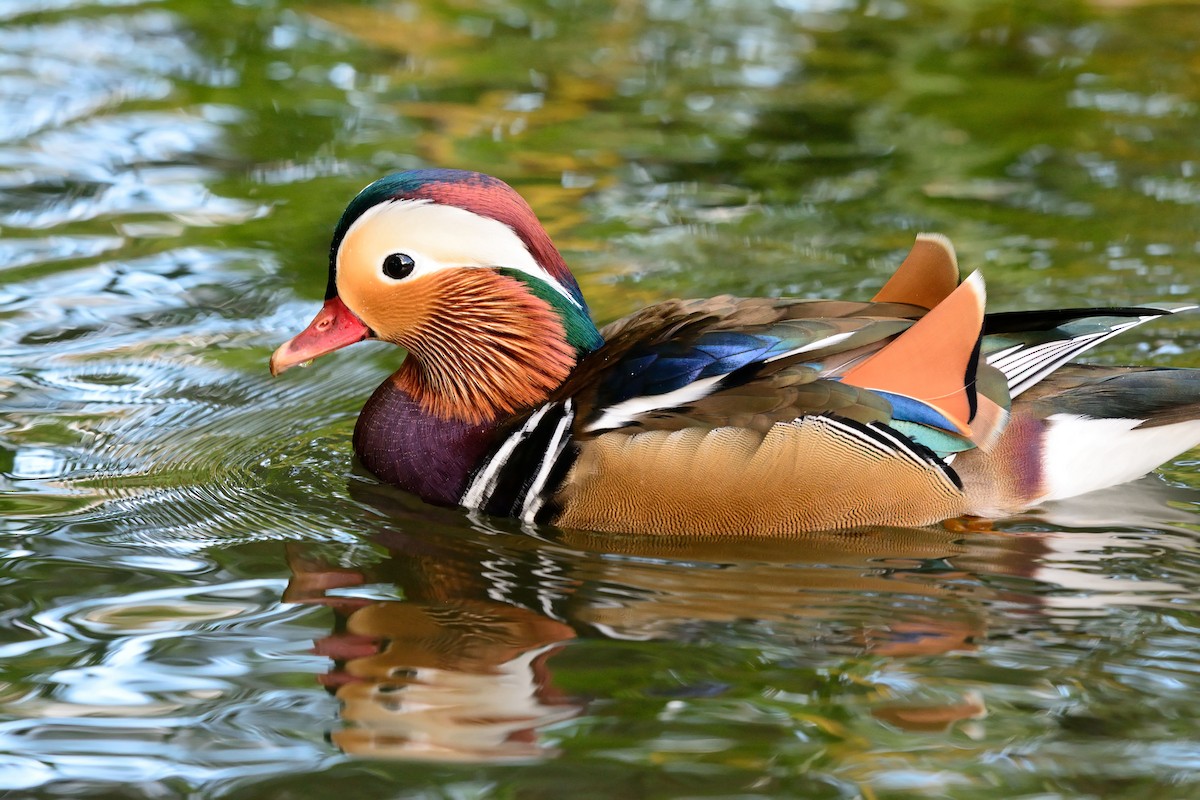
[4, 0, 1200, 795]
[0, 12, 198, 143]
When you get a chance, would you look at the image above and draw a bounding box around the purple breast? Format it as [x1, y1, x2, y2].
[352, 377, 499, 507]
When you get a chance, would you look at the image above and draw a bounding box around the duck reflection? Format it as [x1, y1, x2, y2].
[287, 477, 1198, 758]
[284, 520, 578, 762]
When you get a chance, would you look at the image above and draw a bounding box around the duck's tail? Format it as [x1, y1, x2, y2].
[1029, 366, 1200, 503]
[959, 365, 1200, 515]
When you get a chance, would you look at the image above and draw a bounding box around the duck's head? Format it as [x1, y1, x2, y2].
[270, 169, 602, 423]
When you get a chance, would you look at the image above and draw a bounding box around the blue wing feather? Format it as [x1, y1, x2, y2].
[872, 391, 961, 433]
[602, 331, 788, 403]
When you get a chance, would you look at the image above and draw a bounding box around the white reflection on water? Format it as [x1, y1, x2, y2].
[0, 579, 337, 790]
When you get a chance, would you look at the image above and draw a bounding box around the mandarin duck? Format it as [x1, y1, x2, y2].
[270, 169, 1200, 535]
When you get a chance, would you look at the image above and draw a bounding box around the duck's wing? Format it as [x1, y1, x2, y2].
[577, 269, 1003, 443]
[572, 295, 917, 435]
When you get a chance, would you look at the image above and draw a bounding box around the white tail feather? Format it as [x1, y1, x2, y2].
[1039, 414, 1200, 503]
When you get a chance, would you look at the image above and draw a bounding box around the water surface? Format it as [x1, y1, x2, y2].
[3, 0, 1200, 797]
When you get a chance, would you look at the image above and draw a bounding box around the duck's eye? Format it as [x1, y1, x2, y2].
[381, 252, 415, 281]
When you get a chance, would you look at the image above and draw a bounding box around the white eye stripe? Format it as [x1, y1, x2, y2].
[369, 247, 472, 284]
[336, 198, 579, 306]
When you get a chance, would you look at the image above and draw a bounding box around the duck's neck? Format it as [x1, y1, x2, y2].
[354, 378, 501, 506]
[353, 269, 602, 504]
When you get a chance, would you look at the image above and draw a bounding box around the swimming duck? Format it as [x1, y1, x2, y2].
[271, 168, 1200, 535]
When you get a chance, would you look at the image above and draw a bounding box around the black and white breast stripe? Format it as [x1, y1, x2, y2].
[460, 400, 576, 523]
